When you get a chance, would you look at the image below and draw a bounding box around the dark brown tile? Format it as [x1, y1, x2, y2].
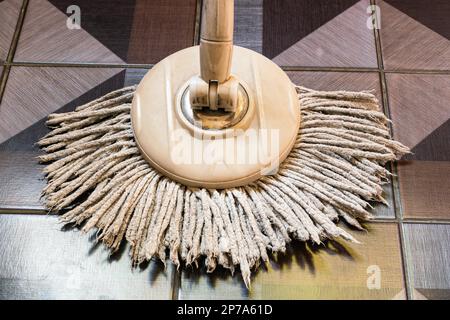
[0, 214, 174, 299]
[0, 0, 21, 63]
[398, 161, 450, 219]
[0, 66, 126, 210]
[179, 223, 405, 299]
[14, 0, 196, 64]
[403, 223, 450, 300]
[267, 0, 377, 67]
[379, 0, 450, 70]
[127, 0, 197, 64]
[288, 71, 394, 219]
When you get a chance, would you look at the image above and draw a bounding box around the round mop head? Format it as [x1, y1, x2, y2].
[38, 85, 409, 287]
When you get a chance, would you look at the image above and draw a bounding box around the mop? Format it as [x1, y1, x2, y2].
[38, 0, 409, 287]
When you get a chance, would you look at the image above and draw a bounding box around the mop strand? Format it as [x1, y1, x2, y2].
[38, 85, 409, 288]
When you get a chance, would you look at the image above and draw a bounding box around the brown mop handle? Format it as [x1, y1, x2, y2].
[200, 0, 234, 84]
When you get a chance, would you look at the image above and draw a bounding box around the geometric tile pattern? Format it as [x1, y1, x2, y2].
[387, 73, 450, 220]
[234, 0, 377, 67]
[384, 0, 450, 40]
[272, 0, 378, 67]
[14, 0, 197, 64]
[380, 1, 450, 70]
[386, 74, 450, 153]
[0, 0, 449, 300]
[0, 66, 123, 144]
[263, 0, 359, 59]
[14, 0, 124, 64]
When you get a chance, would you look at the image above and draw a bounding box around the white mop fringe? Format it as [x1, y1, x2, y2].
[38, 85, 409, 288]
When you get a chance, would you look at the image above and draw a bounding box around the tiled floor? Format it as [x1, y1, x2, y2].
[0, 0, 448, 300]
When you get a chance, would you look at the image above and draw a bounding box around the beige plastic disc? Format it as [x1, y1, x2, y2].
[131, 45, 300, 189]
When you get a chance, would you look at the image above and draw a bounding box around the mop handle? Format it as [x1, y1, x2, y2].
[199, 0, 234, 84]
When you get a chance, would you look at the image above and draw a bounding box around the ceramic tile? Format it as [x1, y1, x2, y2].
[14, 0, 197, 64]
[0, 0, 21, 63]
[0, 214, 174, 299]
[379, 0, 450, 70]
[386, 73, 450, 219]
[403, 223, 450, 300]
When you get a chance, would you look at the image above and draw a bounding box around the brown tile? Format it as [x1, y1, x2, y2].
[127, 0, 197, 64]
[0, 0, 21, 63]
[47, 0, 136, 61]
[379, 1, 450, 70]
[232, 0, 377, 67]
[398, 161, 450, 219]
[384, 0, 450, 40]
[288, 71, 394, 219]
[0, 66, 125, 210]
[15, 0, 123, 63]
[0, 214, 174, 299]
[0, 67, 123, 144]
[403, 223, 450, 300]
[386, 74, 450, 152]
[387, 73, 450, 219]
[179, 223, 405, 299]
[269, 0, 377, 67]
[263, 0, 359, 58]
[14, 0, 196, 64]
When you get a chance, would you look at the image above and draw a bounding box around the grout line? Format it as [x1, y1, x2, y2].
[371, 0, 384, 71]
[397, 222, 413, 300]
[171, 267, 181, 300]
[0, 0, 29, 105]
[391, 162, 404, 220]
[0, 65, 11, 104]
[281, 66, 379, 73]
[0, 207, 48, 215]
[8, 61, 154, 69]
[193, 0, 203, 46]
[5, 0, 28, 63]
[4, 61, 450, 75]
[402, 219, 450, 225]
[384, 69, 450, 75]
